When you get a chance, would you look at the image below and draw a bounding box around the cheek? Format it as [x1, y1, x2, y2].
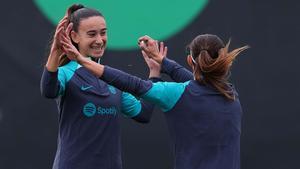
[79, 39, 92, 48]
[102, 36, 108, 43]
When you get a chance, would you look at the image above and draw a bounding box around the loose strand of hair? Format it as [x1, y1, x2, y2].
[196, 41, 249, 100]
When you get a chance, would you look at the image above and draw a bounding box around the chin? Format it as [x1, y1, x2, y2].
[90, 52, 104, 58]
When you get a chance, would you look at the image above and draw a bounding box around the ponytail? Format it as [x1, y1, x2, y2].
[57, 4, 85, 66]
[67, 4, 85, 17]
[193, 39, 249, 100]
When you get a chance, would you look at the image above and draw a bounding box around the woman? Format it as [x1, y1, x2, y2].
[61, 30, 248, 169]
[40, 4, 160, 169]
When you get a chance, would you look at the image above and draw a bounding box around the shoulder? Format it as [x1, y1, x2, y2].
[59, 61, 80, 72]
[154, 81, 190, 88]
[58, 61, 80, 82]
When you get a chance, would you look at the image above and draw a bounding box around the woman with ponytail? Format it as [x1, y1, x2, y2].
[40, 4, 160, 169]
[61, 31, 248, 169]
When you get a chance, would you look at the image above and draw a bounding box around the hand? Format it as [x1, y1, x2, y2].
[141, 50, 161, 77]
[158, 41, 168, 59]
[50, 15, 69, 57]
[141, 41, 168, 77]
[45, 14, 69, 71]
[138, 35, 166, 64]
[60, 23, 84, 62]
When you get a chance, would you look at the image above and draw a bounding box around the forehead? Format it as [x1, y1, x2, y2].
[78, 16, 106, 31]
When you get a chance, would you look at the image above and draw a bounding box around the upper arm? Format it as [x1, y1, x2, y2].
[57, 68, 67, 96]
[141, 81, 190, 112]
[161, 58, 193, 82]
[40, 68, 66, 98]
[57, 64, 77, 96]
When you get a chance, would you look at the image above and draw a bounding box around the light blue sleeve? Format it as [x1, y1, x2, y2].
[57, 61, 78, 96]
[141, 81, 190, 112]
[57, 68, 67, 96]
[121, 92, 142, 118]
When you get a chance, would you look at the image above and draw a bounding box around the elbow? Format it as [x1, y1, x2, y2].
[40, 88, 58, 99]
[41, 92, 57, 99]
[138, 118, 151, 124]
[132, 115, 151, 124]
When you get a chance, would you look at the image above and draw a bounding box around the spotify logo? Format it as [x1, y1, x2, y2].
[83, 103, 117, 117]
[83, 103, 97, 117]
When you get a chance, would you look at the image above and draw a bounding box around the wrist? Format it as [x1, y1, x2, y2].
[149, 70, 161, 78]
[77, 54, 87, 65]
[45, 62, 59, 72]
[46, 52, 61, 72]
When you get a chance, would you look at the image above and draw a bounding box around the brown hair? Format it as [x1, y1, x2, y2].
[189, 34, 249, 100]
[58, 4, 104, 66]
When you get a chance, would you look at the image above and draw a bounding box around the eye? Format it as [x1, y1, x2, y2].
[100, 30, 107, 36]
[87, 32, 96, 37]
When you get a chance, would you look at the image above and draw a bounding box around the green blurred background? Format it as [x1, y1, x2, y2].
[0, 0, 299, 169]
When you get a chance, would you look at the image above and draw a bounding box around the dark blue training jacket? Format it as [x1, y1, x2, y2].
[101, 58, 243, 169]
[40, 60, 156, 169]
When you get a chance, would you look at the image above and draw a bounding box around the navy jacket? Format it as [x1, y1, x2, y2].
[40, 60, 156, 169]
[101, 58, 242, 169]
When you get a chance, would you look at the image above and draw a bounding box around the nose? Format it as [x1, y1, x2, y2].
[95, 34, 103, 44]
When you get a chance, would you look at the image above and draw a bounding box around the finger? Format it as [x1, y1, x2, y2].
[138, 35, 151, 42]
[57, 17, 68, 28]
[60, 35, 73, 47]
[65, 23, 73, 37]
[140, 45, 148, 53]
[159, 42, 164, 54]
[56, 19, 68, 33]
[61, 44, 69, 54]
[155, 40, 159, 49]
[163, 46, 168, 57]
[59, 52, 65, 58]
[60, 35, 72, 46]
[61, 30, 73, 43]
[61, 41, 71, 50]
[55, 26, 65, 38]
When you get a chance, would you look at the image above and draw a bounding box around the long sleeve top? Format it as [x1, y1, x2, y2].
[40, 60, 157, 169]
[100, 58, 243, 169]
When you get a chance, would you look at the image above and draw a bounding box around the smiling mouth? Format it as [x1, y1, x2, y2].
[91, 45, 105, 51]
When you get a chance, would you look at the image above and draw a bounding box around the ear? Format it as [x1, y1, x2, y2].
[71, 30, 80, 44]
[187, 55, 194, 68]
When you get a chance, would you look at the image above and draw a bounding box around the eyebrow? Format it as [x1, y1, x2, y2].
[86, 28, 107, 33]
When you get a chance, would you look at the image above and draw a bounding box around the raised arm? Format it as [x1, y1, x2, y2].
[161, 57, 193, 82]
[61, 37, 187, 112]
[41, 68, 62, 98]
[138, 36, 193, 82]
[125, 77, 163, 123]
[41, 15, 68, 98]
[101, 66, 189, 112]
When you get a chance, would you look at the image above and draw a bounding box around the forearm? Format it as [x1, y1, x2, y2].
[78, 56, 104, 77]
[161, 57, 193, 82]
[132, 76, 163, 123]
[101, 66, 152, 96]
[40, 68, 60, 98]
[132, 101, 153, 123]
[45, 50, 61, 72]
